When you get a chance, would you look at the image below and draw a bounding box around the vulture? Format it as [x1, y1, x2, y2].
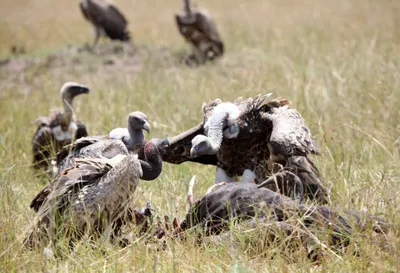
[175, 0, 224, 64]
[32, 82, 89, 172]
[55, 111, 150, 176]
[79, 0, 130, 47]
[24, 138, 169, 251]
[161, 94, 328, 203]
[177, 182, 390, 260]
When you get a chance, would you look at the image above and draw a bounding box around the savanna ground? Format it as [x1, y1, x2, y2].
[1, 0, 400, 271]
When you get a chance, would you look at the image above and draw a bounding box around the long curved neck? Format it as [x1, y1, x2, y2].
[206, 112, 228, 152]
[62, 94, 73, 124]
[126, 127, 145, 150]
[184, 0, 191, 15]
[140, 146, 162, 181]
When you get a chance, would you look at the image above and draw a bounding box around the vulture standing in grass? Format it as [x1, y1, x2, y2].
[161, 94, 328, 203]
[24, 138, 168, 251]
[79, 0, 130, 47]
[175, 0, 224, 64]
[32, 82, 89, 172]
[55, 111, 150, 175]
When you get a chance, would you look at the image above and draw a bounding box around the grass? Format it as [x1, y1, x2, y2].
[1, 0, 400, 271]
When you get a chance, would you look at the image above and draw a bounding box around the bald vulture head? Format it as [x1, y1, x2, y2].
[128, 111, 150, 133]
[190, 102, 241, 158]
[60, 82, 90, 105]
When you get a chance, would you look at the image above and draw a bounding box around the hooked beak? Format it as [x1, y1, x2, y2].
[189, 147, 197, 158]
[143, 121, 151, 133]
[79, 85, 90, 94]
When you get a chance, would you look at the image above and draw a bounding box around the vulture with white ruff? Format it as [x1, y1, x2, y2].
[24, 138, 168, 250]
[32, 82, 89, 171]
[79, 0, 130, 47]
[161, 94, 328, 203]
[176, 0, 224, 63]
[55, 111, 150, 176]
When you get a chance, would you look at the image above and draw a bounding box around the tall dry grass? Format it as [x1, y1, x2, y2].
[0, 0, 399, 271]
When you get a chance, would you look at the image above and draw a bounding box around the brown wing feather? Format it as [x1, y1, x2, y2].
[32, 126, 54, 169]
[265, 106, 320, 157]
[81, 0, 130, 41]
[194, 9, 223, 46]
[30, 158, 113, 212]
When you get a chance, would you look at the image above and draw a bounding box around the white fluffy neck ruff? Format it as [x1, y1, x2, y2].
[203, 102, 241, 152]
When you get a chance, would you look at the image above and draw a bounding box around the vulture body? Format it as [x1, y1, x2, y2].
[79, 0, 130, 47]
[25, 138, 168, 250]
[176, 0, 224, 64]
[161, 94, 328, 203]
[55, 111, 150, 176]
[178, 182, 390, 259]
[32, 82, 89, 172]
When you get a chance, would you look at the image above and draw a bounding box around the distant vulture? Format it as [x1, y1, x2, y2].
[55, 111, 150, 175]
[79, 0, 130, 47]
[175, 0, 224, 63]
[32, 82, 89, 172]
[24, 138, 168, 251]
[161, 94, 328, 203]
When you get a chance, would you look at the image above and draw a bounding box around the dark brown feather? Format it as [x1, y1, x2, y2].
[176, 7, 224, 61]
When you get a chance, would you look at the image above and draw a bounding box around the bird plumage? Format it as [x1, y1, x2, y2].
[55, 111, 149, 175]
[175, 0, 224, 63]
[32, 82, 89, 172]
[79, 0, 130, 47]
[161, 94, 327, 203]
[25, 139, 168, 250]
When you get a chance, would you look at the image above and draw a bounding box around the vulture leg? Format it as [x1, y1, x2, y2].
[257, 171, 304, 204]
[92, 26, 101, 48]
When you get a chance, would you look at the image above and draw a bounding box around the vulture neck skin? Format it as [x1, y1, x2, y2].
[139, 143, 163, 181]
[126, 127, 145, 150]
[184, 0, 192, 16]
[61, 94, 74, 125]
[206, 111, 228, 153]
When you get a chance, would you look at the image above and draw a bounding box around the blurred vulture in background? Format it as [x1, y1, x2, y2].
[79, 0, 130, 47]
[161, 94, 328, 203]
[24, 138, 168, 251]
[32, 82, 89, 172]
[176, 0, 224, 64]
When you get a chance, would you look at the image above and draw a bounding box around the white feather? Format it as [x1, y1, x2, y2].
[109, 127, 129, 140]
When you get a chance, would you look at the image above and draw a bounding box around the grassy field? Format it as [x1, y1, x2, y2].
[1, 0, 400, 271]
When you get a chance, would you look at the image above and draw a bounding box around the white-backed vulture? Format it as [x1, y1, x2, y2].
[79, 0, 130, 47]
[160, 94, 328, 203]
[176, 182, 390, 260]
[55, 111, 150, 176]
[175, 0, 224, 64]
[32, 82, 89, 172]
[24, 138, 168, 251]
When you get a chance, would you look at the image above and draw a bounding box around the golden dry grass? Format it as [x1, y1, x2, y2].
[0, 0, 400, 271]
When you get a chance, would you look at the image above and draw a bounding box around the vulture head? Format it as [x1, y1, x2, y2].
[128, 111, 150, 133]
[190, 135, 216, 158]
[60, 82, 90, 104]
